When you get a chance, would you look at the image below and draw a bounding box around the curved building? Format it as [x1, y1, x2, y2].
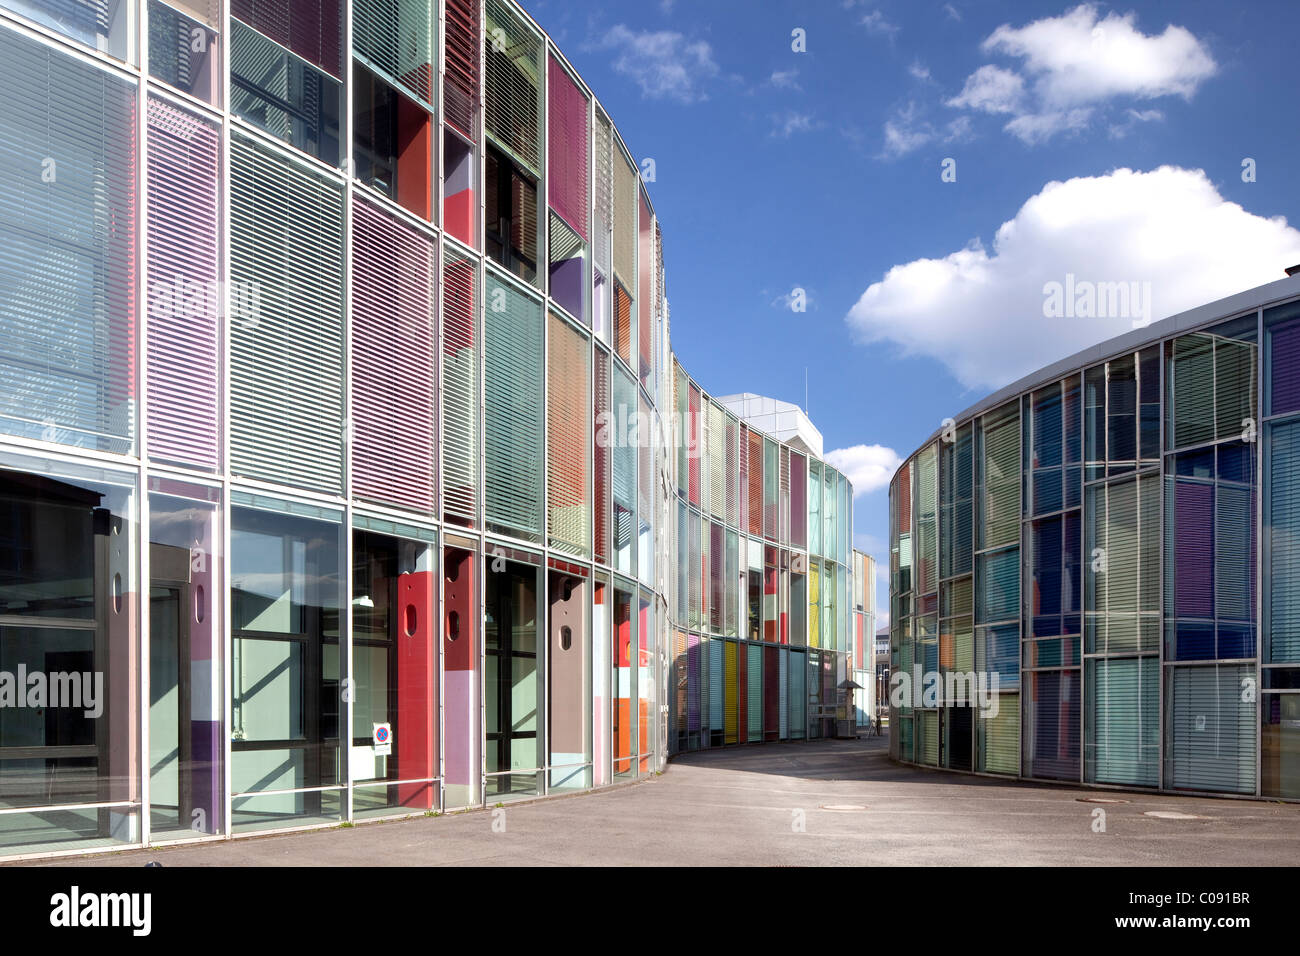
[0, 0, 857, 858]
[888, 273, 1300, 799]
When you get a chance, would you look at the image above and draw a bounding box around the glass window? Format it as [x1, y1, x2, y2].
[0, 456, 138, 853]
[230, 20, 341, 166]
[353, 62, 432, 220]
[2, 0, 132, 61]
[0, 30, 137, 454]
[230, 504, 342, 831]
[148, 488, 222, 840]
[484, 555, 541, 799]
[148, 0, 219, 103]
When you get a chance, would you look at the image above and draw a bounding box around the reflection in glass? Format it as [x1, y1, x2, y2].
[230, 505, 341, 830]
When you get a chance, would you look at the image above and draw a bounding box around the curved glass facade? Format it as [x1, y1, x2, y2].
[0, 0, 854, 858]
[889, 277, 1300, 799]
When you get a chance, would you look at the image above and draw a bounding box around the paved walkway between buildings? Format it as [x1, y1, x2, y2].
[32, 735, 1300, 865]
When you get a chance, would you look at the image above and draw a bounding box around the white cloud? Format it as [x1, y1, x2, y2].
[880, 101, 972, 158]
[908, 61, 931, 81]
[1108, 107, 1164, 138]
[825, 445, 904, 496]
[950, 4, 1216, 143]
[769, 68, 801, 90]
[591, 25, 719, 103]
[1004, 107, 1092, 143]
[860, 10, 898, 38]
[943, 3, 962, 22]
[947, 64, 1025, 114]
[771, 110, 820, 138]
[845, 166, 1300, 391]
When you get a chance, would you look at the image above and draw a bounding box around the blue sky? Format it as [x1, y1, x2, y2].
[524, 0, 1300, 622]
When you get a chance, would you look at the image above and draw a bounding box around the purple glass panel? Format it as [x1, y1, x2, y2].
[1175, 480, 1214, 618]
[1271, 316, 1300, 416]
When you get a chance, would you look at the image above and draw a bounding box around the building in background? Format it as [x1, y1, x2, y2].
[888, 273, 1300, 797]
[852, 551, 876, 727]
[0, 0, 861, 859]
[875, 628, 891, 727]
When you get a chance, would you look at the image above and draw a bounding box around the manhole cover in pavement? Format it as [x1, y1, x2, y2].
[820, 804, 868, 811]
[1076, 797, 1130, 804]
[1143, 810, 1206, 820]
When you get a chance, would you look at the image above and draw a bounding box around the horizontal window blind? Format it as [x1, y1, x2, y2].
[708, 639, 723, 732]
[443, 0, 479, 139]
[764, 646, 780, 737]
[614, 282, 632, 370]
[1169, 333, 1214, 449]
[547, 55, 588, 241]
[592, 108, 613, 277]
[1086, 655, 1158, 785]
[484, 0, 541, 174]
[764, 438, 778, 540]
[593, 345, 610, 564]
[1167, 664, 1256, 794]
[707, 402, 725, 519]
[725, 418, 738, 528]
[686, 632, 700, 734]
[917, 442, 938, 596]
[147, 98, 219, 471]
[724, 640, 737, 743]
[747, 428, 763, 536]
[1214, 337, 1256, 443]
[981, 403, 1020, 549]
[1270, 419, 1300, 662]
[351, 198, 436, 514]
[638, 395, 652, 523]
[789, 450, 806, 548]
[638, 193, 653, 388]
[979, 693, 1019, 774]
[548, 313, 589, 555]
[613, 150, 637, 290]
[353, 0, 434, 103]
[747, 644, 762, 739]
[779, 446, 790, 545]
[1269, 312, 1300, 416]
[1088, 474, 1160, 654]
[0, 30, 136, 453]
[920, 710, 939, 766]
[232, 0, 341, 77]
[229, 134, 344, 493]
[612, 366, 637, 566]
[163, 0, 220, 26]
[778, 649, 789, 739]
[1025, 669, 1080, 780]
[788, 649, 805, 738]
[442, 246, 478, 526]
[484, 271, 544, 541]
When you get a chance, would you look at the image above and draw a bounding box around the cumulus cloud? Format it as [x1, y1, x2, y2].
[949, 4, 1216, 143]
[825, 444, 904, 496]
[846, 166, 1300, 391]
[591, 25, 719, 103]
[947, 64, 1025, 114]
